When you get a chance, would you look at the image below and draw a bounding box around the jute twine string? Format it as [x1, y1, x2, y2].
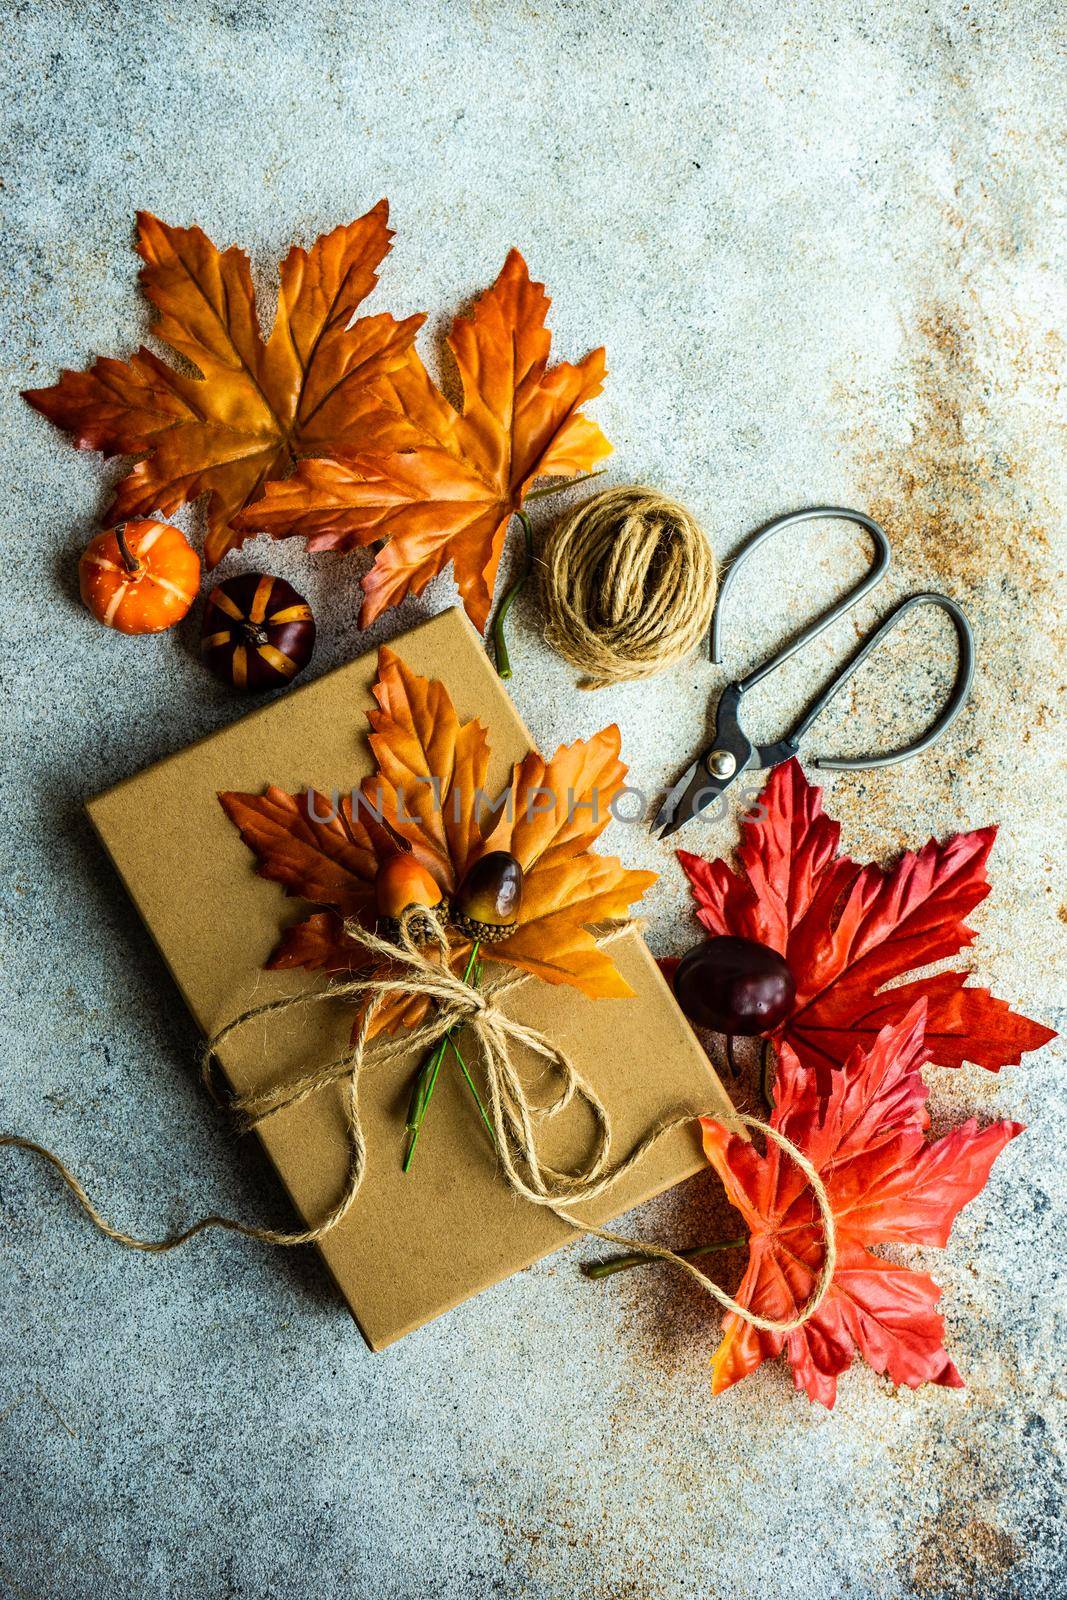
[0, 913, 836, 1335]
[541, 485, 718, 690]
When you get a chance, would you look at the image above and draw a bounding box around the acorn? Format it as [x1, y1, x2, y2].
[201, 572, 315, 692]
[375, 850, 444, 943]
[451, 851, 524, 942]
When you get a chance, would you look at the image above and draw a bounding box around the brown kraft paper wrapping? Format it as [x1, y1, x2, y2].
[87, 607, 737, 1349]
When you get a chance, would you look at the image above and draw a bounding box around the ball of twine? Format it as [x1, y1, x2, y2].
[541, 485, 717, 690]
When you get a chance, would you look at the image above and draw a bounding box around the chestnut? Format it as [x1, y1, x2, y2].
[201, 572, 315, 692]
[673, 936, 795, 1036]
[451, 851, 523, 942]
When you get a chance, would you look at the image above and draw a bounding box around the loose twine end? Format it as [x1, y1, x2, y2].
[0, 912, 836, 1335]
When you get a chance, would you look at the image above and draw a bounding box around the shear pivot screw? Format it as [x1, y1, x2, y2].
[706, 749, 736, 779]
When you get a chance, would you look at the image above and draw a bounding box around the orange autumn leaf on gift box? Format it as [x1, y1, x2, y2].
[700, 1003, 1024, 1407]
[219, 645, 654, 1032]
[236, 249, 612, 629]
[23, 203, 422, 568]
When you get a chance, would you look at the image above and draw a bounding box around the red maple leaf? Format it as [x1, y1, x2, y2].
[677, 759, 1053, 1081]
[700, 1002, 1024, 1406]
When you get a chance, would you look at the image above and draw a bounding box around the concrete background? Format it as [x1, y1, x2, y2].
[1, 2, 1064, 1596]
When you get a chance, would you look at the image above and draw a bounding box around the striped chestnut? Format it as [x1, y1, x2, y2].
[375, 850, 444, 943]
[201, 573, 315, 692]
[451, 851, 523, 942]
[79, 520, 200, 634]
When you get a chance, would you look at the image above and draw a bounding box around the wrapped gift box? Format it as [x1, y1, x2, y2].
[87, 607, 735, 1348]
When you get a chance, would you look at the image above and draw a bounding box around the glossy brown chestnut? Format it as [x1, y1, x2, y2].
[673, 936, 795, 1035]
[201, 573, 315, 692]
[451, 851, 524, 942]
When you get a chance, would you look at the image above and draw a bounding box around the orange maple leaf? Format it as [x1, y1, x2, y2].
[219, 645, 653, 1033]
[23, 203, 422, 567]
[235, 249, 612, 629]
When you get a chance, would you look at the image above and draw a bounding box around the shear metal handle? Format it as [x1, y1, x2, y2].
[790, 592, 976, 771]
[711, 506, 891, 689]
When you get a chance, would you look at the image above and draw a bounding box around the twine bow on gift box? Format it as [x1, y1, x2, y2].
[0, 912, 836, 1338]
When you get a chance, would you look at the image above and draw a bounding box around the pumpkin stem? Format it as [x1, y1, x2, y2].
[114, 524, 140, 575]
[240, 621, 269, 647]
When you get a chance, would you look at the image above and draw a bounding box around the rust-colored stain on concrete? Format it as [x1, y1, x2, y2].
[862, 305, 1054, 589]
[911, 1512, 1020, 1596]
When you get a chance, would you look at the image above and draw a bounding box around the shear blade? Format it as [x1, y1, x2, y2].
[653, 761, 701, 837]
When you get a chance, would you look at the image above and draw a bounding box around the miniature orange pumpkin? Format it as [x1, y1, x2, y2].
[79, 520, 200, 634]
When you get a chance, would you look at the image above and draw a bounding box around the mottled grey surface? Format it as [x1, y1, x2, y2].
[1, 2, 1065, 1597]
